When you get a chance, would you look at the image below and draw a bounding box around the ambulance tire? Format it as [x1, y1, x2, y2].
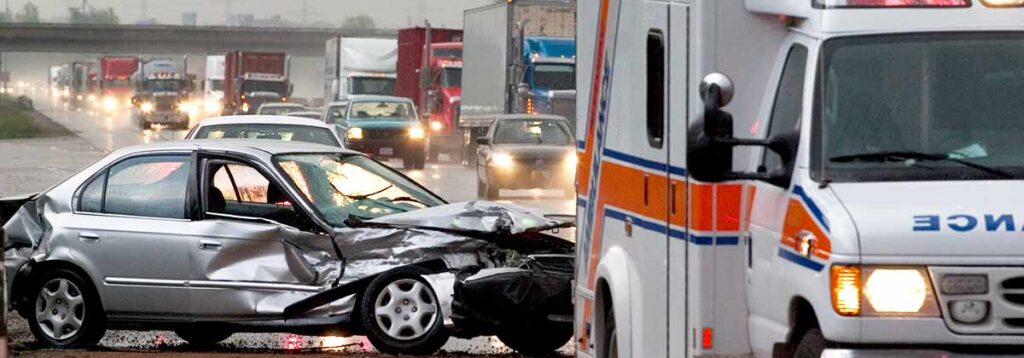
[602, 310, 618, 358]
[793, 328, 828, 358]
[497, 321, 572, 356]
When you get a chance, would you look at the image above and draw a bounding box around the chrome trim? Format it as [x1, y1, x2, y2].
[105, 277, 187, 287]
[189, 280, 323, 292]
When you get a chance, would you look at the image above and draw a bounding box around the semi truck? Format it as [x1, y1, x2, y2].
[574, 0, 1024, 357]
[323, 37, 397, 101]
[58, 61, 97, 107]
[47, 66, 60, 96]
[459, 0, 576, 165]
[396, 25, 464, 162]
[130, 58, 190, 130]
[224, 51, 291, 115]
[203, 55, 225, 116]
[98, 56, 139, 112]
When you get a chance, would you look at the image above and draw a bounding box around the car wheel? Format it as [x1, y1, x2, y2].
[413, 149, 427, 169]
[27, 268, 106, 348]
[359, 266, 449, 355]
[175, 327, 233, 346]
[793, 328, 828, 358]
[497, 321, 572, 356]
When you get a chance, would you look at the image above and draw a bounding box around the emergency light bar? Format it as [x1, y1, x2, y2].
[814, 0, 969, 8]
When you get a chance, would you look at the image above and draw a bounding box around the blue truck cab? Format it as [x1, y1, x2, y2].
[517, 37, 576, 118]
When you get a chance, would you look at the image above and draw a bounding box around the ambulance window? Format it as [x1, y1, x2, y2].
[762, 45, 808, 185]
[646, 29, 666, 149]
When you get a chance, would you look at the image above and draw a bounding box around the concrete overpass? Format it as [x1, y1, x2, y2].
[0, 23, 397, 56]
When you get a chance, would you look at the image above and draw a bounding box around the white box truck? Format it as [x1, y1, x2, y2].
[202, 55, 225, 116]
[323, 37, 397, 102]
[574, 0, 1024, 357]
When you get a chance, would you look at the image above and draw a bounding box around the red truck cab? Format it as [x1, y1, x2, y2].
[396, 27, 464, 162]
[99, 56, 139, 112]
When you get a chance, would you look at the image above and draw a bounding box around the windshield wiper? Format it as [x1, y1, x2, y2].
[830, 151, 1013, 179]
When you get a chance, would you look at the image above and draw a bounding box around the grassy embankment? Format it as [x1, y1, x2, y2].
[0, 95, 69, 139]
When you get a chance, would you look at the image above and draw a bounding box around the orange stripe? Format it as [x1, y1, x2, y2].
[781, 199, 832, 259]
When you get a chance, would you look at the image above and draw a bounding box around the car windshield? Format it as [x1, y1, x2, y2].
[258, 105, 303, 115]
[494, 119, 572, 145]
[242, 80, 286, 94]
[325, 104, 348, 123]
[275, 154, 445, 225]
[349, 101, 415, 120]
[441, 67, 461, 87]
[349, 77, 396, 95]
[433, 48, 462, 58]
[815, 33, 1024, 182]
[533, 64, 574, 90]
[193, 124, 340, 146]
[144, 79, 183, 92]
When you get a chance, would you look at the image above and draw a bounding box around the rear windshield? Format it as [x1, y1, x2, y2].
[193, 124, 340, 147]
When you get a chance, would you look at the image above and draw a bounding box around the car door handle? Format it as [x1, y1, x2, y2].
[198, 240, 222, 251]
[78, 232, 100, 242]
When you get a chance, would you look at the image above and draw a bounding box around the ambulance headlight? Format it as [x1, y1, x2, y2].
[831, 265, 939, 317]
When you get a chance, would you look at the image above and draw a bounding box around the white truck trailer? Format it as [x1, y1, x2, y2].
[323, 37, 398, 102]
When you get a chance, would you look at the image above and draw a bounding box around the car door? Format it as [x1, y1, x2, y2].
[69, 153, 198, 319]
[188, 156, 338, 319]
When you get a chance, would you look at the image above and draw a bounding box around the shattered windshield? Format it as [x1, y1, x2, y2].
[275, 153, 445, 226]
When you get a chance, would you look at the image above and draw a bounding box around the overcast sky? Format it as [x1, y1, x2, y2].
[4, 0, 494, 28]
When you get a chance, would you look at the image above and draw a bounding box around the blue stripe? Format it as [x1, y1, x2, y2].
[576, 197, 587, 207]
[778, 248, 825, 272]
[792, 185, 830, 232]
[601, 148, 689, 177]
[603, 207, 739, 246]
[577, 140, 585, 150]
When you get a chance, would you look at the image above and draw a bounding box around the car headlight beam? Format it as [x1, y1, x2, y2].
[347, 127, 364, 140]
[491, 152, 515, 168]
[140, 102, 154, 113]
[409, 125, 426, 139]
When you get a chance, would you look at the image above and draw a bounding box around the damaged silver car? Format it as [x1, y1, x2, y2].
[1, 139, 575, 355]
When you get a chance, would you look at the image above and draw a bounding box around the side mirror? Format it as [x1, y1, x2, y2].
[476, 137, 489, 145]
[689, 72, 797, 184]
[517, 82, 530, 95]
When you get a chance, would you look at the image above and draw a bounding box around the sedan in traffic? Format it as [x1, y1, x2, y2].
[186, 115, 343, 147]
[1, 140, 574, 356]
[336, 95, 427, 170]
[476, 114, 577, 199]
[255, 102, 306, 116]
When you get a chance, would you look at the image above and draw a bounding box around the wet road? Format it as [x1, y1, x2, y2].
[6, 94, 577, 357]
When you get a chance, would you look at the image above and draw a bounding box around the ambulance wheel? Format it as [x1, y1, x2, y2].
[793, 328, 828, 358]
[602, 309, 618, 358]
[497, 322, 572, 356]
[359, 265, 449, 355]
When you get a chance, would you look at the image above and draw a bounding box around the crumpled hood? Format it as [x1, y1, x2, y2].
[367, 200, 567, 235]
[830, 181, 1024, 257]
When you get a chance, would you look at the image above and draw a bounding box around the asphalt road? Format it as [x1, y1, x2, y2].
[3, 92, 577, 357]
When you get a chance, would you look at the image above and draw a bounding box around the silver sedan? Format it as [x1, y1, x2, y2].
[1, 139, 574, 355]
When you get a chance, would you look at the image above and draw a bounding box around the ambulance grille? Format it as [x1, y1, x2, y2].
[1002, 277, 1024, 289]
[1003, 294, 1024, 306]
[931, 267, 1024, 335]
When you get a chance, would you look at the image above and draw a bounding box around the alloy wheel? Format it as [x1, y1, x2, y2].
[35, 278, 86, 341]
[373, 278, 439, 341]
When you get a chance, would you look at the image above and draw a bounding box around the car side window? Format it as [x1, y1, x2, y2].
[762, 45, 808, 184]
[81, 155, 192, 219]
[206, 161, 305, 228]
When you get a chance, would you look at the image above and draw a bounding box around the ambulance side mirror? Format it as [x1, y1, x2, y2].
[690, 72, 795, 183]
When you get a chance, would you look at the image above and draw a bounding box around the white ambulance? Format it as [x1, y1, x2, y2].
[574, 0, 1024, 357]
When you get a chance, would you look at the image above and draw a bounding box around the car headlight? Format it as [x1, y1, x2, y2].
[430, 120, 444, 131]
[140, 102, 154, 113]
[491, 152, 514, 168]
[240, 102, 250, 113]
[409, 125, 426, 139]
[102, 96, 118, 111]
[347, 127, 364, 140]
[831, 265, 939, 317]
[204, 100, 222, 114]
[564, 152, 578, 170]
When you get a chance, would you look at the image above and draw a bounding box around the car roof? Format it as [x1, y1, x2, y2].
[494, 114, 568, 122]
[342, 95, 413, 103]
[114, 139, 359, 158]
[192, 115, 332, 129]
[288, 111, 322, 116]
[259, 102, 305, 108]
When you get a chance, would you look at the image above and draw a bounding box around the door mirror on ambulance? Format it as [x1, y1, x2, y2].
[689, 72, 794, 183]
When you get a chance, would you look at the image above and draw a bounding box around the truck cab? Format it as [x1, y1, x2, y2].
[575, 0, 1024, 357]
[517, 37, 576, 121]
[424, 42, 463, 161]
[131, 59, 190, 130]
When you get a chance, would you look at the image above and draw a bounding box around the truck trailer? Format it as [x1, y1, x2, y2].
[396, 25, 464, 162]
[324, 37, 398, 102]
[574, 0, 1024, 357]
[224, 51, 291, 115]
[459, 0, 576, 166]
[203, 55, 225, 116]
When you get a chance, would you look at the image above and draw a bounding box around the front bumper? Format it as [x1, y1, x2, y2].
[346, 138, 425, 158]
[142, 111, 188, 124]
[488, 166, 574, 189]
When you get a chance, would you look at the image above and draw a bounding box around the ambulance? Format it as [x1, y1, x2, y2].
[574, 0, 1024, 357]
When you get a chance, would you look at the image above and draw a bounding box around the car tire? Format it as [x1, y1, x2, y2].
[359, 266, 449, 355]
[26, 268, 106, 348]
[175, 327, 233, 346]
[497, 321, 572, 356]
[793, 328, 828, 358]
